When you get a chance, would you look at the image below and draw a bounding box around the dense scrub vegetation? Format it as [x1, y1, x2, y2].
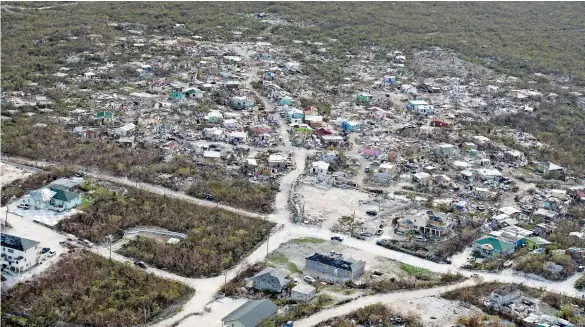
[492, 99, 585, 173]
[0, 251, 193, 327]
[60, 187, 274, 277]
[514, 251, 577, 280]
[1, 118, 277, 212]
[0, 166, 75, 206]
[2, 2, 584, 86]
[219, 262, 268, 297]
[314, 303, 422, 327]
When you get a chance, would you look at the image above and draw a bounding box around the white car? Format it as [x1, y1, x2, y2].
[17, 203, 30, 210]
[47, 250, 57, 257]
[304, 276, 316, 283]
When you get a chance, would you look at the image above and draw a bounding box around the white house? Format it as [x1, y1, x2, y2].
[83, 72, 96, 80]
[406, 100, 435, 115]
[311, 161, 330, 176]
[24, 188, 56, 210]
[412, 172, 432, 186]
[490, 286, 522, 305]
[115, 123, 136, 137]
[204, 127, 224, 141]
[291, 284, 316, 302]
[474, 168, 502, 181]
[1, 233, 42, 273]
[223, 119, 240, 129]
[268, 154, 288, 171]
[229, 131, 248, 144]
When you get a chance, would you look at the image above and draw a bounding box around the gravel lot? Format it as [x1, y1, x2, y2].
[273, 238, 418, 281]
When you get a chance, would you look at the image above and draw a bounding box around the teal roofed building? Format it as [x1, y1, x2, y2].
[95, 111, 114, 123]
[472, 236, 515, 258]
[356, 92, 373, 103]
[49, 186, 81, 212]
[169, 91, 184, 100]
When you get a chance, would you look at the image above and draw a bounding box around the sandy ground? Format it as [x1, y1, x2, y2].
[0, 162, 34, 186]
[389, 296, 484, 327]
[274, 238, 409, 281]
[177, 297, 248, 327]
[299, 185, 374, 230]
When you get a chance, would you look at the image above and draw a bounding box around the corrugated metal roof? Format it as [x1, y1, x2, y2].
[222, 299, 277, 327]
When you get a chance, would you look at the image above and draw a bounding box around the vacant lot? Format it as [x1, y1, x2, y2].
[60, 187, 274, 277]
[0, 251, 193, 327]
[316, 303, 422, 327]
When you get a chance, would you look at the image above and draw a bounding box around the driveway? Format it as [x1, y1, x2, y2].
[8, 200, 79, 227]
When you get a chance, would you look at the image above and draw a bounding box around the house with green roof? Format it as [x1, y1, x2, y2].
[95, 111, 114, 123]
[49, 186, 81, 212]
[472, 236, 515, 258]
[525, 236, 552, 250]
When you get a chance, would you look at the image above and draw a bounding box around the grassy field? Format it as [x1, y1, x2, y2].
[60, 187, 274, 278]
[0, 251, 193, 327]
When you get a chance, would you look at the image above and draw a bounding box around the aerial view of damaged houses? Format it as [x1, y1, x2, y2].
[2, 2, 585, 327]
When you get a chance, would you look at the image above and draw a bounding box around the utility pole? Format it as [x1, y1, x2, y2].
[106, 235, 113, 260]
[351, 210, 356, 237]
[266, 232, 270, 256]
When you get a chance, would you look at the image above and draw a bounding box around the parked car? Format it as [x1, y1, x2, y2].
[293, 278, 299, 285]
[522, 299, 534, 306]
[352, 234, 366, 240]
[203, 193, 215, 201]
[47, 250, 57, 257]
[366, 210, 377, 216]
[284, 321, 294, 327]
[41, 247, 50, 254]
[82, 239, 93, 248]
[330, 235, 344, 242]
[134, 261, 148, 269]
[578, 265, 584, 272]
[376, 229, 384, 235]
[17, 203, 30, 210]
[74, 172, 85, 177]
[304, 276, 316, 283]
[360, 231, 373, 237]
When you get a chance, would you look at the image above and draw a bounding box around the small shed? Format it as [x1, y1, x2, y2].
[291, 284, 316, 302]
